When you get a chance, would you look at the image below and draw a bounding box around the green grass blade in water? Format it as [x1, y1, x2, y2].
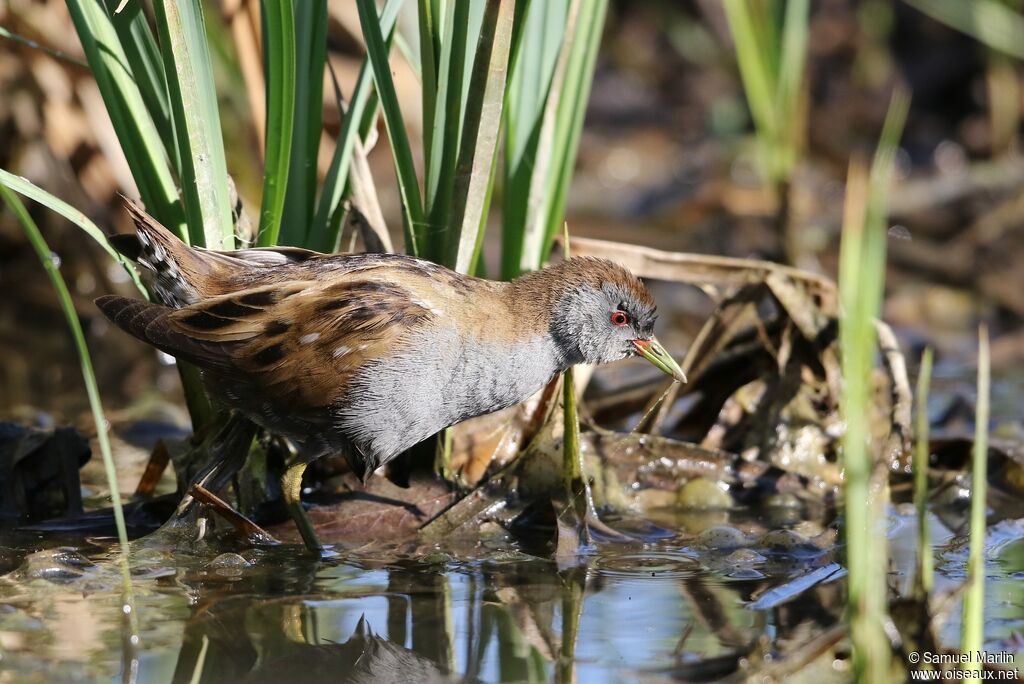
[0, 185, 138, 636]
[961, 326, 989, 677]
[257, 0, 297, 246]
[154, 0, 235, 249]
[839, 89, 909, 683]
[914, 346, 934, 600]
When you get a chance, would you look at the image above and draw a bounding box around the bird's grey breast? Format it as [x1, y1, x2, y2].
[336, 325, 562, 465]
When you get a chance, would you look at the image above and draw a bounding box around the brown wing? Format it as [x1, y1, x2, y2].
[159, 277, 435, 409]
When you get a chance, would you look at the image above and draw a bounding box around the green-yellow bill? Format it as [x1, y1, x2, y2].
[633, 338, 687, 383]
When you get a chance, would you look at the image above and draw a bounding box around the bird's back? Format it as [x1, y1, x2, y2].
[101, 203, 511, 477]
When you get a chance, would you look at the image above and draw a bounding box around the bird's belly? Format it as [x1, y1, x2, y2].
[441, 338, 559, 424]
[337, 330, 561, 466]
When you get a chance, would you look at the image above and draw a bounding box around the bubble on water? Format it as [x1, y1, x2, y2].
[934, 139, 967, 176]
[888, 225, 911, 241]
[894, 147, 913, 181]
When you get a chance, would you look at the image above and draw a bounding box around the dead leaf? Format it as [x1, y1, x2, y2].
[274, 474, 456, 543]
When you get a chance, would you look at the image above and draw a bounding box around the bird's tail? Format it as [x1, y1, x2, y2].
[108, 200, 218, 306]
[94, 294, 231, 372]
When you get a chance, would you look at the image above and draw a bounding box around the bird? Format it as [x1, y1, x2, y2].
[97, 202, 686, 551]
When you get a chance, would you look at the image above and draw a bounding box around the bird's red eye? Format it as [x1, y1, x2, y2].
[611, 311, 629, 326]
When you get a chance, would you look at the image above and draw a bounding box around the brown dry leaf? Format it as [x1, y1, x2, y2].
[558, 235, 836, 295]
[275, 474, 456, 544]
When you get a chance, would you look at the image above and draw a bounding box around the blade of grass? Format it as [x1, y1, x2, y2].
[539, 0, 607, 262]
[839, 88, 909, 683]
[961, 326, 989, 677]
[839, 153, 887, 684]
[418, 0, 441, 170]
[0, 26, 89, 68]
[325, 62, 393, 253]
[777, 0, 810, 159]
[423, 0, 473, 262]
[0, 169, 145, 293]
[0, 169, 215, 427]
[277, 0, 327, 246]
[309, 0, 404, 253]
[519, 0, 607, 273]
[558, 231, 591, 558]
[469, 145, 500, 274]
[445, 0, 516, 273]
[517, 0, 582, 275]
[153, 0, 235, 249]
[356, 0, 426, 256]
[904, 0, 1024, 60]
[65, 0, 187, 240]
[723, 0, 778, 156]
[723, 0, 809, 266]
[914, 347, 935, 600]
[0, 185, 138, 638]
[394, 30, 422, 80]
[501, 0, 566, 279]
[255, 0, 296, 246]
[562, 367, 582, 496]
[724, 0, 809, 186]
[103, 0, 176, 162]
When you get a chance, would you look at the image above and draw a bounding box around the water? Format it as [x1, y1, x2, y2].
[2, 498, 1021, 683]
[2, 363, 1023, 682]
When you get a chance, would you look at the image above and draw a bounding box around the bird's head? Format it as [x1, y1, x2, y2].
[537, 258, 687, 382]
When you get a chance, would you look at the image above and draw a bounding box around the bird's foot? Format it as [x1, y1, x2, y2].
[282, 462, 325, 554]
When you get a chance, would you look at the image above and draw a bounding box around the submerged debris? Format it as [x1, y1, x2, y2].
[0, 422, 90, 524]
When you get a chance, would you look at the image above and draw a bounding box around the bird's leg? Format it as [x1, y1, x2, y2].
[561, 369, 631, 547]
[281, 461, 323, 553]
[433, 428, 456, 483]
[175, 413, 255, 517]
[560, 368, 593, 548]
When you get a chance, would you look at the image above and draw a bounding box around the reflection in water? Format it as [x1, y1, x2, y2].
[1, 505, 1022, 683]
[134, 544, 842, 683]
[188, 613, 449, 684]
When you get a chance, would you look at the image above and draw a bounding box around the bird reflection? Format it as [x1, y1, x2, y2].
[240, 615, 449, 684]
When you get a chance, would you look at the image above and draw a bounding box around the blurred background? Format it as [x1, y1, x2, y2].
[2, 0, 1022, 428]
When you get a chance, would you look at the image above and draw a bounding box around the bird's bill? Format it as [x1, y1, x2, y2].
[632, 338, 687, 383]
